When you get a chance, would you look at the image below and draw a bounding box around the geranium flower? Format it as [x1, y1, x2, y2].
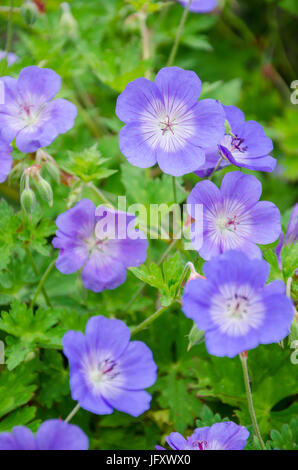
[182, 250, 294, 357]
[195, 105, 276, 177]
[52, 199, 148, 293]
[177, 0, 218, 13]
[188, 170, 281, 259]
[156, 422, 249, 450]
[0, 66, 77, 153]
[0, 139, 13, 183]
[116, 67, 225, 176]
[0, 420, 88, 450]
[0, 51, 18, 66]
[63, 316, 157, 416]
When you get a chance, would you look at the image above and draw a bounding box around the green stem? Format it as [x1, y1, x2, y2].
[172, 176, 177, 204]
[25, 247, 52, 308]
[139, 11, 151, 79]
[239, 353, 265, 450]
[65, 403, 81, 423]
[88, 183, 114, 208]
[131, 304, 172, 337]
[30, 258, 56, 309]
[167, 0, 192, 67]
[5, 0, 14, 54]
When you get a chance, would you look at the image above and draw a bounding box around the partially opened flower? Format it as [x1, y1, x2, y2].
[195, 105, 276, 177]
[116, 66, 225, 176]
[182, 250, 294, 357]
[156, 422, 249, 450]
[0, 66, 77, 153]
[63, 315, 157, 416]
[0, 139, 13, 183]
[177, 0, 218, 13]
[0, 420, 88, 450]
[0, 51, 18, 66]
[52, 199, 148, 293]
[188, 171, 281, 259]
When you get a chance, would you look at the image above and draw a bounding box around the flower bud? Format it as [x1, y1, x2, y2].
[35, 175, 53, 207]
[44, 159, 61, 184]
[187, 323, 205, 351]
[21, 187, 36, 214]
[21, 1, 39, 26]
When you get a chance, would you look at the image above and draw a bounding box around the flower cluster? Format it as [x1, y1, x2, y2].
[156, 422, 249, 450]
[0, 420, 88, 450]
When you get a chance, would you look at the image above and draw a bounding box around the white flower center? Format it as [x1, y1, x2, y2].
[210, 283, 265, 336]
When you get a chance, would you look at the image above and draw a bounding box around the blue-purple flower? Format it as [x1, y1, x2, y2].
[63, 315, 157, 417]
[156, 422, 249, 450]
[182, 250, 294, 357]
[188, 171, 281, 260]
[177, 0, 218, 13]
[0, 419, 88, 450]
[0, 138, 13, 183]
[52, 199, 148, 293]
[116, 67, 225, 176]
[0, 51, 18, 66]
[195, 105, 276, 177]
[0, 66, 77, 153]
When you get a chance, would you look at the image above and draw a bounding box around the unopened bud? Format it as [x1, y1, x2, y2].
[35, 175, 53, 207]
[45, 160, 61, 184]
[187, 323, 205, 351]
[21, 1, 39, 26]
[21, 187, 36, 214]
[60, 2, 78, 38]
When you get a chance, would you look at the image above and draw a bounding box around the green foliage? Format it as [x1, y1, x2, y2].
[63, 145, 117, 183]
[268, 417, 298, 450]
[131, 252, 184, 306]
[0, 0, 297, 451]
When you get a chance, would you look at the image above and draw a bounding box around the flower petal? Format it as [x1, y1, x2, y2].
[17, 66, 61, 102]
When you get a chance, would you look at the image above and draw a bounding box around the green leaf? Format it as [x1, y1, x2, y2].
[157, 368, 202, 433]
[0, 364, 37, 419]
[62, 144, 117, 183]
[267, 417, 298, 450]
[130, 252, 184, 306]
[0, 301, 65, 369]
[0, 406, 37, 433]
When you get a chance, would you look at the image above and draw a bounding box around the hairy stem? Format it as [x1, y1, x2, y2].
[239, 352, 265, 450]
[167, 0, 192, 67]
[131, 304, 173, 336]
[30, 258, 57, 309]
[172, 176, 177, 204]
[208, 156, 224, 180]
[65, 403, 81, 423]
